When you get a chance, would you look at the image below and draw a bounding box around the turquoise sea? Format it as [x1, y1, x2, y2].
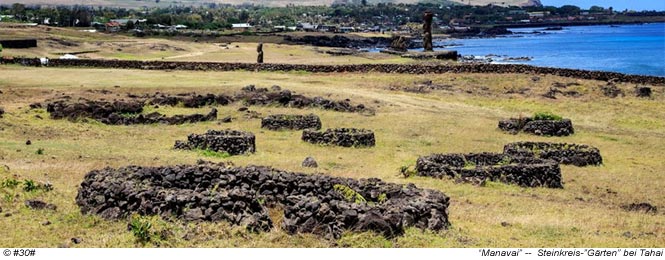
[436, 23, 665, 77]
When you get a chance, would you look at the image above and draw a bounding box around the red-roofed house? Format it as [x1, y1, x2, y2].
[105, 21, 121, 32]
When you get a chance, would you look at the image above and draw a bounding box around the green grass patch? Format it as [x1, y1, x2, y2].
[197, 149, 232, 158]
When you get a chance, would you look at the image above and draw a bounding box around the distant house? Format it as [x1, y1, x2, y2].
[152, 24, 168, 29]
[105, 21, 121, 32]
[232, 23, 253, 31]
[296, 22, 316, 32]
[317, 24, 337, 33]
[528, 11, 550, 18]
[273, 25, 286, 32]
[173, 24, 188, 30]
[339, 26, 356, 33]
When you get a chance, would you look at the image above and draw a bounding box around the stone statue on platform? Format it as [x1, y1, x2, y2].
[257, 42, 264, 64]
[423, 11, 434, 52]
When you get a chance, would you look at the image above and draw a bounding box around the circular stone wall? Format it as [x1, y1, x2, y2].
[499, 117, 574, 136]
[503, 142, 602, 166]
[261, 114, 322, 131]
[75, 162, 450, 239]
[174, 129, 255, 155]
[416, 153, 562, 188]
[302, 128, 375, 147]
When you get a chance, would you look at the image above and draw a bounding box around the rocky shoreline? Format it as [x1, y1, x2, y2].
[3, 58, 664, 85]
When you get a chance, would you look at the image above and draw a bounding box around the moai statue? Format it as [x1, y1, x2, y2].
[423, 11, 434, 52]
[257, 42, 264, 64]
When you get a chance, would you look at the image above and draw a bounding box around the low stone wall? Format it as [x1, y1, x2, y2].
[148, 93, 233, 108]
[401, 51, 458, 60]
[261, 114, 322, 131]
[75, 161, 450, 239]
[0, 39, 37, 48]
[174, 129, 256, 155]
[302, 128, 375, 147]
[3, 58, 663, 85]
[237, 87, 368, 113]
[45, 99, 217, 125]
[503, 142, 603, 167]
[499, 117, 574, 136]
[416, 153, 562, 188]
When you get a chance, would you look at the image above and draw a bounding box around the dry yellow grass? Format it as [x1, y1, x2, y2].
[0, 65, 663, 248]
[0, 25, 418, 65]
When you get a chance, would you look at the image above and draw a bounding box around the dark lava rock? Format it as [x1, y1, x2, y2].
[635, 86, 652, 98]
[103, 108, 217, 125]
[174, 129, 255, 155]
[46, 99, 217, 125]
[71, 237, 82, 244]
[261, 114, 322, 131]
[220, 116, 233, 123]
[522, 119, 574, 136]
[621, 203, 658, 214]
[236, 87, 369, 114]
[499, 117, 574, 136]
[416, 153, 563, 188]
[75, 162, 451, 239]
[302, 128, 375, 148]
[504, 142, 602, 167]
[0, 107, 4, 118]
[25, 199, 57, 210]
[601, 84, 624, 98]
[148, 93, 233, 108]
[26, 140, 32, 145]
[302, 157, 318, 168]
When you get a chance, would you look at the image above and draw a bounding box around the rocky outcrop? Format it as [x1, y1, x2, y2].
[635, 86, 652, 98]
[75, 161, 451, 239]
[302, 128, 376, 148]
[261, 114, 322, 131]
[499, 117, 574, 136]
[503, 142, 602, 167]
[174, 129, 256, 155]
[416, 153, 562, 188]
[283, 35, 391, 48]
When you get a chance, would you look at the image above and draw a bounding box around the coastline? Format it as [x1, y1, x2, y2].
[492, 20, 665, 29]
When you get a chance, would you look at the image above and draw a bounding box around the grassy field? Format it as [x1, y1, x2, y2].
[0, 25, 418, 65]
[0, 64, 663, 248]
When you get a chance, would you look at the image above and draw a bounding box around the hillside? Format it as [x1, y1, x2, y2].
[0, 0, 541, 8]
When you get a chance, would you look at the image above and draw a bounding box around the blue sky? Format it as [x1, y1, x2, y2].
[541, 0, 665, 11]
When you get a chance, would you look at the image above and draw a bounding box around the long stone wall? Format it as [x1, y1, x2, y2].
[3, 58, 664, 85]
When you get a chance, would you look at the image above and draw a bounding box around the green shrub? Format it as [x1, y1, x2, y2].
[333, 184, 366, 204]
[23, 179, 38, 192]
[399, 165, 416, 178]
[35, 148, 44, 155]
[129, 215, 153, 244]
[533, 112, 563, 121]
[1, 178, 20, 189]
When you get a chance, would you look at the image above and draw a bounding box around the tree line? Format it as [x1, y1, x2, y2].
[1, 2, 663, 29]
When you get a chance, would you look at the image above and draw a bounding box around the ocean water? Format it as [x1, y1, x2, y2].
[434, 23, 665, 77]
